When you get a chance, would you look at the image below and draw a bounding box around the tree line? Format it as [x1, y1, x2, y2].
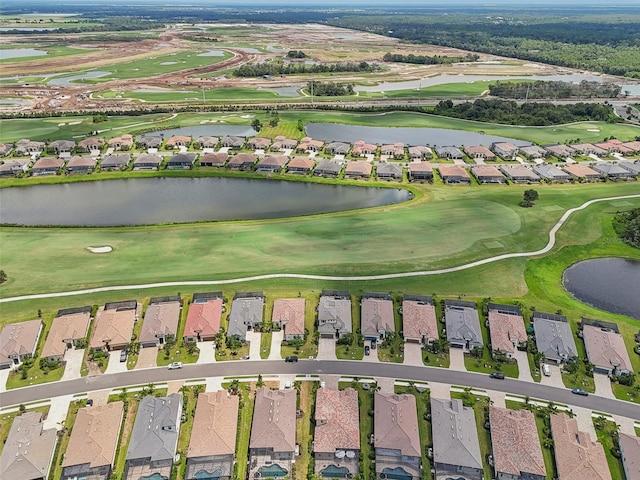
[233, 60, 378, 78]
[307, 81, 354, 96]
[383, 52, 479, 65]
[489, 81, 622, 100]
[613, 208, 640, 249]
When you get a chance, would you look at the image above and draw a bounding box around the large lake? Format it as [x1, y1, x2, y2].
[305, 123, 531, 147]
[563, 257, 640, 320]
[0, 177, 412, 227]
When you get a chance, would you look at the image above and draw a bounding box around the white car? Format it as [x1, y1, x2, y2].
[167, 362, 183, 370]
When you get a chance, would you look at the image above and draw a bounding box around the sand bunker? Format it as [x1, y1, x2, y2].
[587, 128, 600, 132]
[87, 246, 113, 253]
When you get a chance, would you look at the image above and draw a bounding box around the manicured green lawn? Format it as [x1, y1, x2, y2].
[231, 382, 254, 480]
[593, 415, 627, 480]
[352, 382, 375, 478]
[99, 86, 293, 102]
[260, 331, 272, 359]
[295, 381, 316, 480]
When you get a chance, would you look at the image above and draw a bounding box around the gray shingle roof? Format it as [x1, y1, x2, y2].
[533, 312, 578, 363]
[444, 301, 483, 349]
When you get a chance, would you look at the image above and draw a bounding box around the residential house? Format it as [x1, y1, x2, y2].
[124, 394, 182, 480]
[65, 155, 97, 174]
[31, 157, 64, 176]
[77, 137, 104, 153]
[255, 154, 288, 173]
[165, 135, 191, 149]
[0, 319, 42, 369]
[491, 142, 519, 160]
[296, 137, 324, 153]
[408, 145, 432, 160]
[570, 143, 608, 156]
[591, 162, 636, 180]
[195, 135, 219, 149]
[402, 295, 438, 345]
[286, 156, 315, 174]
[374, 392, 422, 480]
[545, 144, 575, 159]
[136, 134, 163, 149]
[184, 292, 223, 342]
[581, 319, 632, 375]
[361, 293, 395, 343]
[488, 303, 527, 359]
[619, 433, 640, 480]
[247, 137, 272, 150]
[220, 135, 245, 149]
[532, 311, 578, 364]
[619, 161, 640, 176]
[444, 300, 483, 351]
[471, 165, 507, 184]
[0, 142, 13, 156]
[435, 145, 464, 160]
[317, 290, 352, 339]
[594, 140, 633, 155]
[200, 152, 228, 167]
[550, 413, 612, 480]
[15, 138, 45, 156]
[249, 388, 297, 479]
[430, 398, 483, 480]
[352, 140, 377, 157]
[437, 164, 471, 184]
[166, 152, 197, 169]
[100, 153, 130, 171]
[0, 412, 57, 480]
[621, 140, 640, 153]
[326, 141, 351, 155]
[376, 162, 402, 180]
[227, 152, 257, 170]
[519, 145, 547, 160]
[272, 298, 306, 341]
[90, 301, 137, 351]
[227, 292, 264, 341]
[107, 134, 133, 151]
[47, 139, 75, 155]
[60, 402, 124, 480]
[344, 160, 372, 178]
[380, 142, 405, 159]
[186, 391, 239, 480]
[41, 306, 92, 361]
[314, 388, 360, 478]
[500, 164, 541, 183]
[271, 136, 298, 152]
[0, 158, 30, 176]
[139, 297, 181, 347]
[408, 162, 433, 182]
[489, 406, 546, 480]
[533, 164, 572, 183]
[464, 145, 496, 161]
[562, 163, 602, 181]
[314, 159, 342, 177]
[132, 153, 162, 170]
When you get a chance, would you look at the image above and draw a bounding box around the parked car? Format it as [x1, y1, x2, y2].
[370, 341, 376, 350]
[86, 398, 94, 407]
[572, 388, 589, 396]
[285, 355, 298, 363]
[542, 364, 551, 377]
[167, 362, 183, 370]
[364, 346, 370, 356]
[489, 372, 505, 380]
[119, 349, 128, 362]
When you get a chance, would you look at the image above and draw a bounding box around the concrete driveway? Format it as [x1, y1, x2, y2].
[317, 338, 337, 360]
[268, 331, 284, 360]
[43, 394, 74, 431]
[105, 351, 129, 374]
[403, 342, 424, 366]
[593, 373, 615, 399]
[196, 341, 216, 364]
[0, 368, 11, 393]
[449, 348, 467, 371]
[61, 348, 85, 381]
[539, 364, 566, 388]
[572, 406, 598, 441]
[246, 331, 262, 360]
[513, 350, 533, 382]
[135, 346, 158, 369]
[363, 341, 379, 363]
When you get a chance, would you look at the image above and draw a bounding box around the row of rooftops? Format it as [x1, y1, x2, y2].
[4, 136, 639, 159]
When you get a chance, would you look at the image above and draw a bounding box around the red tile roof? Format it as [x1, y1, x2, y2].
[184, 299, 223, 339]
[314, 388, 360, 454]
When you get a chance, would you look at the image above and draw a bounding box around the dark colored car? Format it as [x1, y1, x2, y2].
[370, 341, 377, 350]
[285, 355, 298, 363]
[489, 372, 505, 380]
[364, 346, 370, 356]
[572, 388, 589, 396]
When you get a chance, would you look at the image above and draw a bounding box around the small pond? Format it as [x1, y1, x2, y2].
[197, 50, 226, 57]
[0, 177, 412, 227]
[153, 125, 257, 138]
[305, 123, 531, 147]
[563, 257, 640, 320]
[0, 48, 48, 60]
[48, 71, 111, 86]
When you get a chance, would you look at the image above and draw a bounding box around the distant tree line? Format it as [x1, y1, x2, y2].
[308, 81, 354, 96]
[489, 81, 622, 100]
[233, 60, 378, 77]
[287, 50, 307, 58]
[432, 99, 616, 126]
[383, 52, 479, 65]
[613, 208, 640, 249]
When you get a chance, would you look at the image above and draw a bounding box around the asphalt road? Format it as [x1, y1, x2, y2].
[2, 360, 639, 420]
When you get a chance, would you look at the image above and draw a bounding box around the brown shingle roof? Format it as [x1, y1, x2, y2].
[272, 298, 306, 337]
[550, 413, 612, 480]
[464, 145, 495, 158]
[286, 156, 315, 170]
[62, 402, 124, 470]
[184, 299, 222, 339]
[227, 153, 257, 166]
[619, 433, 640, 480]
[314, 388, 360, 454]
[489, 406, 546, 478]
[32, 157, 64, 169]
[562, 164, 601, 178]
[41, 311, 91, 359]
[361, 297, 395, 338]
[344, 161, 373, 176]
[66, 155, 97, 169]
[488, 310, 527, 354]
[250, 388, 297, 453]
[139, 301, 181, 344]
[582, 324, 632, 373]
[374, 393, 421, 457]
[188, 391, 239, 458]
[471, 165, 504, 178]
[402, 299, 438, 342]
[0, 319, 41, 366]
[409, 162, 433, 172]
[437, 164, 470, 179]
[90, 306, 135, 349]
[200, 152, 228, 165]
